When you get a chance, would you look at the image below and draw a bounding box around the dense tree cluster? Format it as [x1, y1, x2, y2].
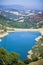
[0, 48, 26, 65]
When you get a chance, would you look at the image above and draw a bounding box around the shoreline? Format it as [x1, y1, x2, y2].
[0, 32, 8, 38]
[27, 28, 43, 59]
[0, 28, 43, 39]
[35, 36, 42, 41]
[35, 28, 43, 41]
[0, 28, 43, 59]
[14, 28, 38, 32]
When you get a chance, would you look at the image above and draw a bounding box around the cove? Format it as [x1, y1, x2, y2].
[0, 32, 41, 60]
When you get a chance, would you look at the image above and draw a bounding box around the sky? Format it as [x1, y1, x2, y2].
[0, 0, 43, 10]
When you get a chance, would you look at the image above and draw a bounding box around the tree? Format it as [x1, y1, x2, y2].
[24, 58, 32, 64]
[0, 48, 26, 65]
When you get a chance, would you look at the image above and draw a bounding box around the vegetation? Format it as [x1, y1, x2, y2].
[24, 58, 32, 64]
[26, 36, 43, 65]
[0, 48, 26, 65]
[0, 15, 42, 29]
[30, 36, 43, 60]
[0, 12, 43, 65]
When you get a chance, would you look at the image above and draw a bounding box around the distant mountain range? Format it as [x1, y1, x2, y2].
[0, 8, 43, 21]
[0, 5, 43, 28]
[0, 5, 27, 11]
[0, 4, 43, 11]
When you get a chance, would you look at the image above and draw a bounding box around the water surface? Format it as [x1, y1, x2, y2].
[0, 32, 41, 59]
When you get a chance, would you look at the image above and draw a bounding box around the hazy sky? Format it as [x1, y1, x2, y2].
[0, 0, 43, 10]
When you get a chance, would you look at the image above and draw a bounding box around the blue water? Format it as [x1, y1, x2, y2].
[0, 32, 41, 60]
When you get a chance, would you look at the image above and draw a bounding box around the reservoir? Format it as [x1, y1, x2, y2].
[0, 32, 41, 59]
